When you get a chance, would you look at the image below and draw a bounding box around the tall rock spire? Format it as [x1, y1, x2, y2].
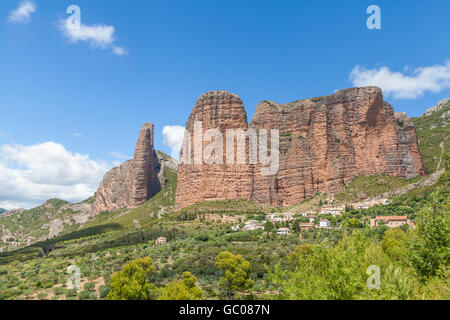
[93, 123, 162, 214]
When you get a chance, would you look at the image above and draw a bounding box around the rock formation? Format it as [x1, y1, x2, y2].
[249, 87, 426, 207]
[174, 87, 426, 210]
[174, 91, 254, 210]
[94, 123, 164, 214]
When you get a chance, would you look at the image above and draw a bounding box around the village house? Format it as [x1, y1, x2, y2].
[320, 207, 344, 216]
[370, 216, 414, 229]
[155, 237, 167, 245]
[300, 212, 315, 217]
[319, 219, 331, 228]
[267, 213, 283, 222]
[242, 220, 264, 231]
[307, 215, 317, 223]
[277, 228, 290, 236]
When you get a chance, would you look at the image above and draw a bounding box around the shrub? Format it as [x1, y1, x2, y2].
[84, 282, 95, 291]
[99, 285, 111, 299]
[78, 291, 91, 300]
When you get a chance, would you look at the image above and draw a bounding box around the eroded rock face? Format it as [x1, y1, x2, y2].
[174, 87, 426, 210]
[174, 91, 254, 210]
[93, 123, 162, 214]
[250, 87, 426, 207]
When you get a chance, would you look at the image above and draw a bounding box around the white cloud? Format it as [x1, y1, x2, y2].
[162, 125, 185, 159]
[0, 142, 111, 210]
[59, 16, 127, 55]
[8, 1, 36, 24]
[350, 60, 450, 99]
[109, 150, 129, 160]
[73, 132, 85, 139]
[112, 46, 128, 56]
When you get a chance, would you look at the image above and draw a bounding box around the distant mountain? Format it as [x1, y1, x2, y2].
[0, 208, 6, 215]
[412, 98, 450, 174]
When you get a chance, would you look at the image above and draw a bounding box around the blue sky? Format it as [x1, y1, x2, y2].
[1, 0, 450, 208]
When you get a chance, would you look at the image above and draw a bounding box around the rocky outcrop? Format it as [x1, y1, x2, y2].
[93, 123, 163, 214]
[174, 87, 426, 210]
[422, 98, 450, 117]
[156, 151, 179, 185]
[394, 112, 426, 178]
[0, 208, 25, 217]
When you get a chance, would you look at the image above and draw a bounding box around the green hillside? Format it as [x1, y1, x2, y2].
[412, 100, 450, 173]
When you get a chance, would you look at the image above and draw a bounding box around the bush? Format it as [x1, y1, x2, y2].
[99, 285, 111, 299]
[37, 292, 48, 300]
[78, 291, 91, 300]
[52, 287, 66, 296]
[65, 289, 77, 298]
[84, 282, 95, 291]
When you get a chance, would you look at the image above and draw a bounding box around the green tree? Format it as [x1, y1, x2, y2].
[158, 272, 202, 300]
[264, 221, 274, 236]
[342, 218, 363, 229]
[215, 251, 254, 299]
[107, 257, 158, 300]
[381, 228, 409, 264]
[410, 194, 449, 279]
[292, 220, 300, 233]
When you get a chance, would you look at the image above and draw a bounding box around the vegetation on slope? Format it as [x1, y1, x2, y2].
[0, 199, 80, 251]
[412, 100, 450, 173]
[334, 174, 420, 203]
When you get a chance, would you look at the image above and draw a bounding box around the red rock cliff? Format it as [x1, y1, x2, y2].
[174, 91, 253, 210]
[174, 87, 426, 210]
